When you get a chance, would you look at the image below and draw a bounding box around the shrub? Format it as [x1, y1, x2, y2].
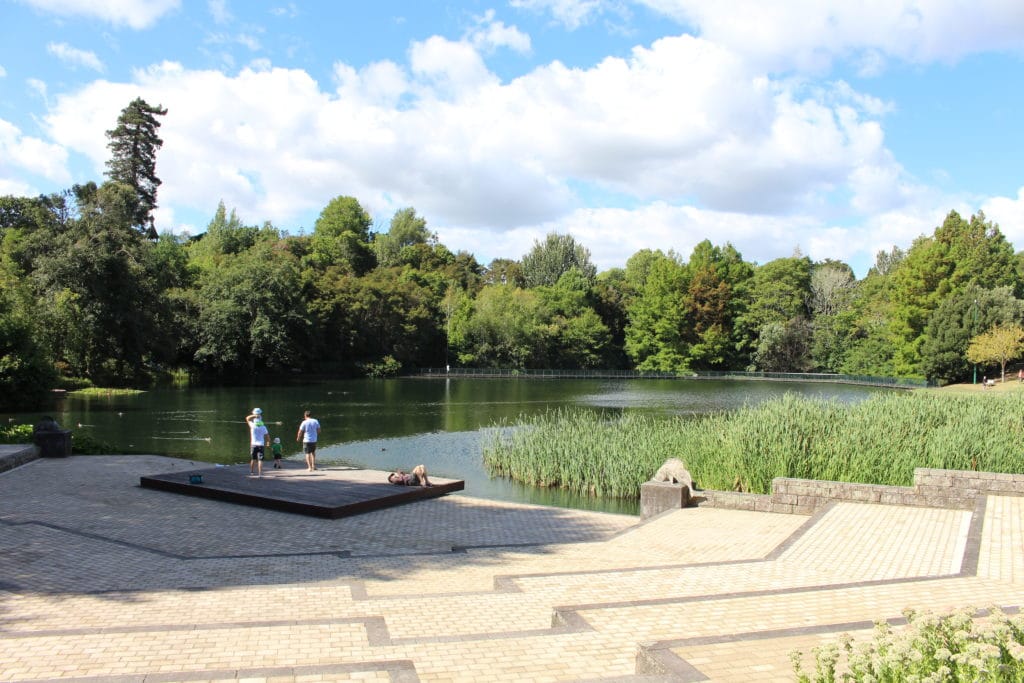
[792, 607, 1024, 682]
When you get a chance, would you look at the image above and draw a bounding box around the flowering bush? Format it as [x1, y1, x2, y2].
[791, 608, 1024, 682]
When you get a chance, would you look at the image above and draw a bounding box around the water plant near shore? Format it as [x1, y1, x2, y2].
[482, 392, 1024, 499]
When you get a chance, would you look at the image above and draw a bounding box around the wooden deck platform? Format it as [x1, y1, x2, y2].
[139, 463, 465, 518]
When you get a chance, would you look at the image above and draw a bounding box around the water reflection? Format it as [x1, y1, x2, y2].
[5, 378, 889, 514]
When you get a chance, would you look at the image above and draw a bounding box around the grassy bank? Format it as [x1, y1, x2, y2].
[482, 392, 1024, 499]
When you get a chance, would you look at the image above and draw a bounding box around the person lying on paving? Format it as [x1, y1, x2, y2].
[387, 464, 432, 487]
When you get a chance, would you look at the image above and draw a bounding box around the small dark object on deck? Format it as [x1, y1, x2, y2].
[189, 474, 203, 484]
[33, 417, 72, 458]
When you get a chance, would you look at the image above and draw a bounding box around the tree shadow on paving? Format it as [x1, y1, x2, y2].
[0, 456, 638, 603]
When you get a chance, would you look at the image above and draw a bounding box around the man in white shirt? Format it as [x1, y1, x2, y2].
[246, 408, 270, 478]
[296, 410, 321, 472]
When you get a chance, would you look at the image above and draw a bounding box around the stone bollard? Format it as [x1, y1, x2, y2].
[640, 481, 692, 518]
[33, 417, 72, 457]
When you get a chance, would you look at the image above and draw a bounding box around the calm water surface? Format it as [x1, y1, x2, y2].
[7, 378, 890, 514]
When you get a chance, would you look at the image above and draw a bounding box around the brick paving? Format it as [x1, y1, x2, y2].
[0, 453, 1021, 682]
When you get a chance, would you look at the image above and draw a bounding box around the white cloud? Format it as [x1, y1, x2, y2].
[208, 0, 230, 24]
[270, 3, 298, 19]
[510, 0, 606, 30]
[0, 118, 72, 186]
[468, 10, 532, 54]
[33, 26, 999, 274]
[47, 42, 105, 72]
[206, 32, 262, 51]
[635, 0, 1024, 74]
[984, 187, 1024, 248]
[27, 78, 48, 100]
[19, 0, 180, 30]
[0, 65, 7, 78]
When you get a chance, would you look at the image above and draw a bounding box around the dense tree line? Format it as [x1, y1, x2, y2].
[2, 100, 1024, 406]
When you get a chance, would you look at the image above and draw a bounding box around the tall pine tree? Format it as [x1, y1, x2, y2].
[105, 97, 167, 239]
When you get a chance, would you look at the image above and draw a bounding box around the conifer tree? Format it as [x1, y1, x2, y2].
[105, 97, 168, 238]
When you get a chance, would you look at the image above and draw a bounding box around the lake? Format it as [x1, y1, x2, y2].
[7, 377, 891, 514]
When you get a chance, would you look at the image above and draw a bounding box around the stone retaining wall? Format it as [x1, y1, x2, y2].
[642, 468, 1024, 517]
[0, 444, 39, 474]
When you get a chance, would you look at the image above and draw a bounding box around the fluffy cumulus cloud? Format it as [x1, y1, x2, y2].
[26, 3, 1023, 274]
[47, 42, 104, 71]
[18, 0, 181, 29]
[37, 29, 911, 267]
[984, 187, 1024, 248]
[635, 0, 1024, 73]
[0, 118, 71, 195]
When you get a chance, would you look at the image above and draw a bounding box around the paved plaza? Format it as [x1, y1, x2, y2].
[1, 452, 1023, 682]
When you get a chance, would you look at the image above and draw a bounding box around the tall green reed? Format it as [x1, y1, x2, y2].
[482, 392, 1024, 500]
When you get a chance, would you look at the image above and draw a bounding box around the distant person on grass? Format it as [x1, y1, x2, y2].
[245, 408, 270, 478]
[296, 410, 321, 471]
[388, 464, 432, 487]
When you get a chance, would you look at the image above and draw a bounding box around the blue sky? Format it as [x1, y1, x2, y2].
[2, 0, 1023, 276]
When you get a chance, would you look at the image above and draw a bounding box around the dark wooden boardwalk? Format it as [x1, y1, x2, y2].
[140, 463, 465, 518]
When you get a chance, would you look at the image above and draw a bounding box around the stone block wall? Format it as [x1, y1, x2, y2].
[642, 468, 1024, 516]
[0, 444, 40, 474]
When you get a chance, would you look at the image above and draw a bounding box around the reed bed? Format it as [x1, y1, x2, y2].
[482, 392, 1024, 499]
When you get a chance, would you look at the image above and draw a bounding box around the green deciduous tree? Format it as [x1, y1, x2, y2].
[809, 260, 856, 372]
[373, 207, 432, 268]
[736, 253, 812, 368]
[520, 232, 596, 288]
[483, 258, 524, 287]
[682, 241, 752, 369]
[535, 268, 611, 368]
[190, 241, 310, 376]
[921, 286, 1024, 384]
[890, 210, 1021, 376]
[310, 195, 375, 274]
[105, 97, 167, 238]
[625, 253, 688, 371]
[451, 285, 546, 368]
[967, 324, 1024, 383]
[32, 182, 163, 384]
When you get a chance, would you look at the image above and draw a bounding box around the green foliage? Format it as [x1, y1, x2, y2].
[363, 355, 402, 378]
[104, 97, 167, 237]
[520, 232, 596, 288]
[71, 431, 118, 455]
[190, 241, 310, 376]
[374, 207, 433, 268]
[889, 211, 1023, 376]
[483, 392, 1024, 499]
[0, 423, 33, 443]
[792, 608, 1024, 682]
[5, 166, 1024, 387]
[30, 182, 162, 386]
[310, 195, 375, 274]
[921, 286, 1024, 384]
[453, 285, 546, 367]
[67, 387, 145, 397]
[625, 253, 688, 371]
[967, 324, 1024, 381]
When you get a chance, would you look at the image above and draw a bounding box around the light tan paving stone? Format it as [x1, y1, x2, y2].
[3, 456, 1023, 683]
[776, 502, 972, 579]
[977, 495, 1024, 583]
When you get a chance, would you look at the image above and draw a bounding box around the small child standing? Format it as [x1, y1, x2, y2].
[271, 437, 283, 468]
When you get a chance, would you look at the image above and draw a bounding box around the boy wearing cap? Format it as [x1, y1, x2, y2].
[246, 408, 270, 478]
